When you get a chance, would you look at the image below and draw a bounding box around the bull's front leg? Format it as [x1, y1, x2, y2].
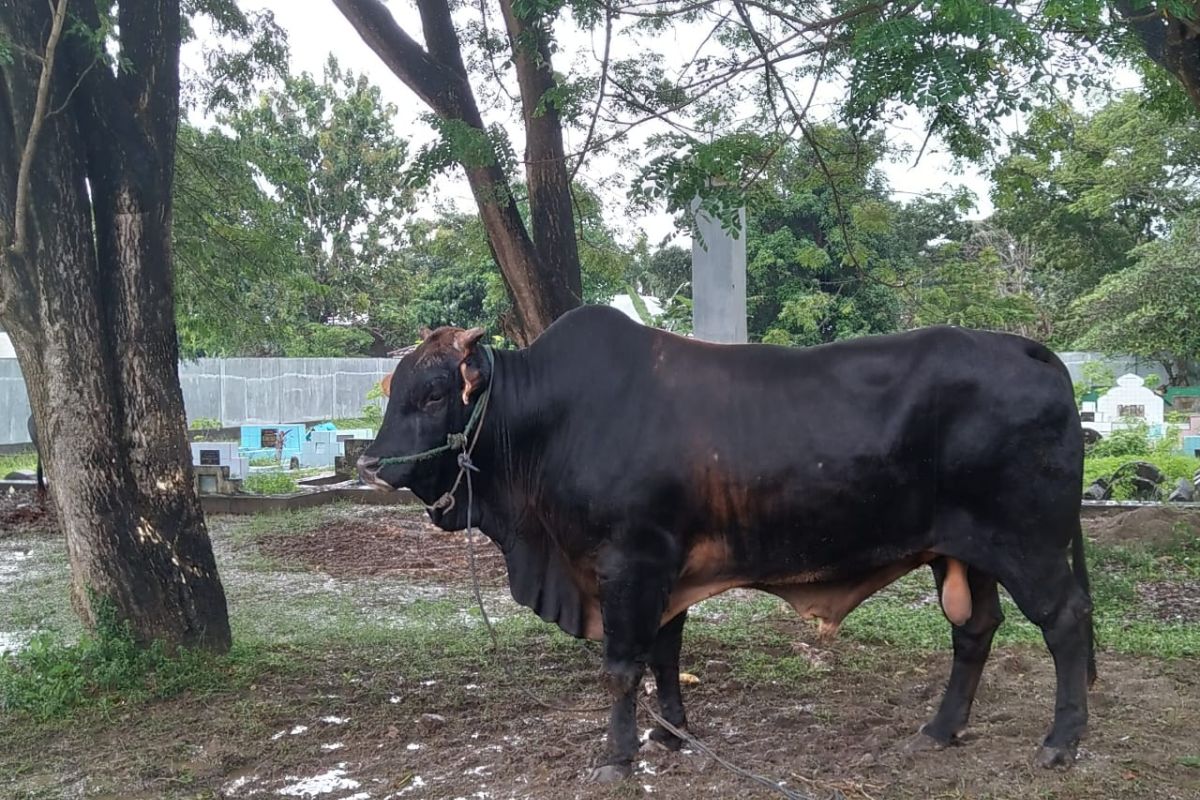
[588, 537, 678, 783]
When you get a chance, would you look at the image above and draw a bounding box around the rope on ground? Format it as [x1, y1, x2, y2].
[459, 467, 828, 800]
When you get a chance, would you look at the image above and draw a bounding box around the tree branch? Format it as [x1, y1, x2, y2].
[8, 0, 69, 258]
[569, 6, 613, 184]
[332, 0, 465, 112]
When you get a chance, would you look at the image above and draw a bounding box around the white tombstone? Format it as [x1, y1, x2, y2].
[300, 429, 375, 468]
[190, 442, 249, 479]
[1095, 374, 1164, 429]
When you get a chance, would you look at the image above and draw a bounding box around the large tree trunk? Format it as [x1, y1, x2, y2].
[333, 0, 582, 344]
[0, 0, 231, 651]
[1116, 0, 1200, 112]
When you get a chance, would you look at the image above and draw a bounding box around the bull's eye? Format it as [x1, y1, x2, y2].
[424, 390, 445, 408]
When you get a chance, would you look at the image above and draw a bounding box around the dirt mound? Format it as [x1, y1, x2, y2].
[1083, 505, 1200, 548]
[259, 512, 508, 586]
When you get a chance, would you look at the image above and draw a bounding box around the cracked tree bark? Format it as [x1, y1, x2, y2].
[0, 0, 231, 651]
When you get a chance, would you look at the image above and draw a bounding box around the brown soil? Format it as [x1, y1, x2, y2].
[7, 627, 1199, 800]
[1136, 579, 1200, 624]
[0, 490, 55, 539]
[259, 510, 509, 586]
[1083, 506, 1200, 548]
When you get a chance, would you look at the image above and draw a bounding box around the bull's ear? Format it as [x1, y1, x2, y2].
[380, 373, 393, 398]
[419, 326, 434, 341]
[454, 327, 489, 404]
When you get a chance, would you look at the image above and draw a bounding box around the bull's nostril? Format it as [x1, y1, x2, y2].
[356, 455, 381, 471]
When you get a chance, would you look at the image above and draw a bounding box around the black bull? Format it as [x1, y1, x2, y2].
[359, 306, 1094, 781]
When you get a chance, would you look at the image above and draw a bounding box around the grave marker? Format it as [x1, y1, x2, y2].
[189, 442, 249, 479]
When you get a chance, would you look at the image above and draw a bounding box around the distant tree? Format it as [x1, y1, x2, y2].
[173, 123, 307, 356]
[403, 199, 630, 340]
[734, 128, 902, 346]
[1064, 214, 1200, 385]
[991, 94, 1200, 328]
[628, 245, 691, 302]
[332, 0, 1113, 343]
[908, 226, 1041, 336]
[224, 56, 414, 356]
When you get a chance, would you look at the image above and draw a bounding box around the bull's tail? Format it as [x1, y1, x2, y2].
[1072, 524, 1097, 687]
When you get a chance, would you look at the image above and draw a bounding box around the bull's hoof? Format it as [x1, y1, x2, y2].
[645, 725, 686, 752]
[1035, 744, 1077, 769]
[586, 764, 632, 783]
[905, 725, 954, 753]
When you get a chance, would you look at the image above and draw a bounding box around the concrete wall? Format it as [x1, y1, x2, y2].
[1056, 352, 1171, 385]
[0, 359, 32, 446]
[0, 357, 393, 446]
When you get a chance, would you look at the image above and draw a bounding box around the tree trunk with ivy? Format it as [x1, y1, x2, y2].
[333, 0, 582, 345]
[0, 0, 231, 651]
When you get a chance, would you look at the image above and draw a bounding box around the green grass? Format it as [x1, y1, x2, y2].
[0, 602, 278, 721]
[1083, 454, 1200, 498]
[330, 417, 379, 432]
[0, 450, 38, 475]
[248, 455, 280, 467]
[241, 471, 298, 495]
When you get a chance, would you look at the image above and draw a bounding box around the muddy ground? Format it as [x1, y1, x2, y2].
[2, 501, 1200, 800]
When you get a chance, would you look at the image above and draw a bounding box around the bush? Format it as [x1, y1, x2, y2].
[1084, 454, 1200, 500]
[242, 471, 298, 495]
[1086, 420, 1185, 460]
[189, 417, 222, 430]
[1088, 425, 1155, 458]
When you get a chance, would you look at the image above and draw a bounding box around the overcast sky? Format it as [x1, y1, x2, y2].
[185, 1, 1138, 246]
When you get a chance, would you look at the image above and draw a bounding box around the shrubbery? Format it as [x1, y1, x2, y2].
[1083, 421, 1199, 499]
[242, 471, 298, 495]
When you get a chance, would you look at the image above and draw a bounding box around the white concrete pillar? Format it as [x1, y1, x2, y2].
[691, 200, 747, 344]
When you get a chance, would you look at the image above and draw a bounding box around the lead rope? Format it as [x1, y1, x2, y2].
[459, 465, 821, 800]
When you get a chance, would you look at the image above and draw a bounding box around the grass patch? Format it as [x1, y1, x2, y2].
[242, 471, 298, 495]
[0, 450, 38, 475]
[1083, 454, 1200, 498]
[248, 455, 280, 467]
[0, 603, 277, 721]
[330, 417, 378, 433]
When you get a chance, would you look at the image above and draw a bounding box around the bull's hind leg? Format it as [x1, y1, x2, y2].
[918, 562, 1003, 747]
[998, 556, 1093, 768]
[646, 610, 689, 750]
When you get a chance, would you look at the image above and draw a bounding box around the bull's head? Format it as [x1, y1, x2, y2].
[358, 326, 491, 526]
